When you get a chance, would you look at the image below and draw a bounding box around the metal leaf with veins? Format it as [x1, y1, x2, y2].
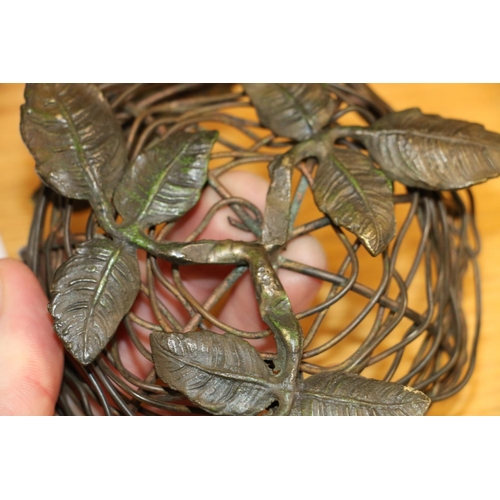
[243, 83, 335, 141]
[353, 108, 500, 190]
[150, 331, 276, 415]
[49, 238, 140, 365]
[113, 130, 218, 227]
[312, 146, 396, 256]
[291, 371, 431, 416]
[20, 83, 127, 202]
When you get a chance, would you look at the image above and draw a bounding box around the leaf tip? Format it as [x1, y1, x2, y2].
[403, 385, 432, 415]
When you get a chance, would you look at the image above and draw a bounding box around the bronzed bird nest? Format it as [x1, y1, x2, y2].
[21, 83, 486, 416]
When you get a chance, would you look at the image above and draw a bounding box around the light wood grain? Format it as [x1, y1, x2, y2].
[1, 83, 499, 415]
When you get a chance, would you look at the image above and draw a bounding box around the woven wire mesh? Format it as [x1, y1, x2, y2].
[23, 83, 481, 415]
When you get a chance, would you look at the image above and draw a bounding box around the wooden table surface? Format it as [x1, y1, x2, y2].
[1, 83, 499, 415]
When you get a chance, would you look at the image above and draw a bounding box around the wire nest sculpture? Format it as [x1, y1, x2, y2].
[22, 83, 481, 416]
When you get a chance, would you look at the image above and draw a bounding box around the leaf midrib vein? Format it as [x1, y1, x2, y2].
[56, 95, 101, 196]
[328, 154, 381, 244]
[360, 128, 500, 150]
[159, 346, 274, 390]
[276, 84, 315, 135]
[83, 246, 121, 355]
[300, 388, 419, 409]
[136, 141, 192, 222]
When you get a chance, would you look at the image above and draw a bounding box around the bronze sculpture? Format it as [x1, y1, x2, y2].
[20, 83, 496, 415]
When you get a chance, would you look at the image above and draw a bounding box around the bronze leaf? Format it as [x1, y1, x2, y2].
[113, 130, 217, 227]
[243, 83, 335, 141]
[291, 371, 431, 416]
[49, 238, 140, 365]
[355, 108, 500, 190]
[312, 146, 395, 256]
[20, 83, 127, 202]
[151, 331, 276, 415]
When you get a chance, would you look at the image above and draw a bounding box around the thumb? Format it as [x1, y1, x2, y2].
[0, 259, 63, 415]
